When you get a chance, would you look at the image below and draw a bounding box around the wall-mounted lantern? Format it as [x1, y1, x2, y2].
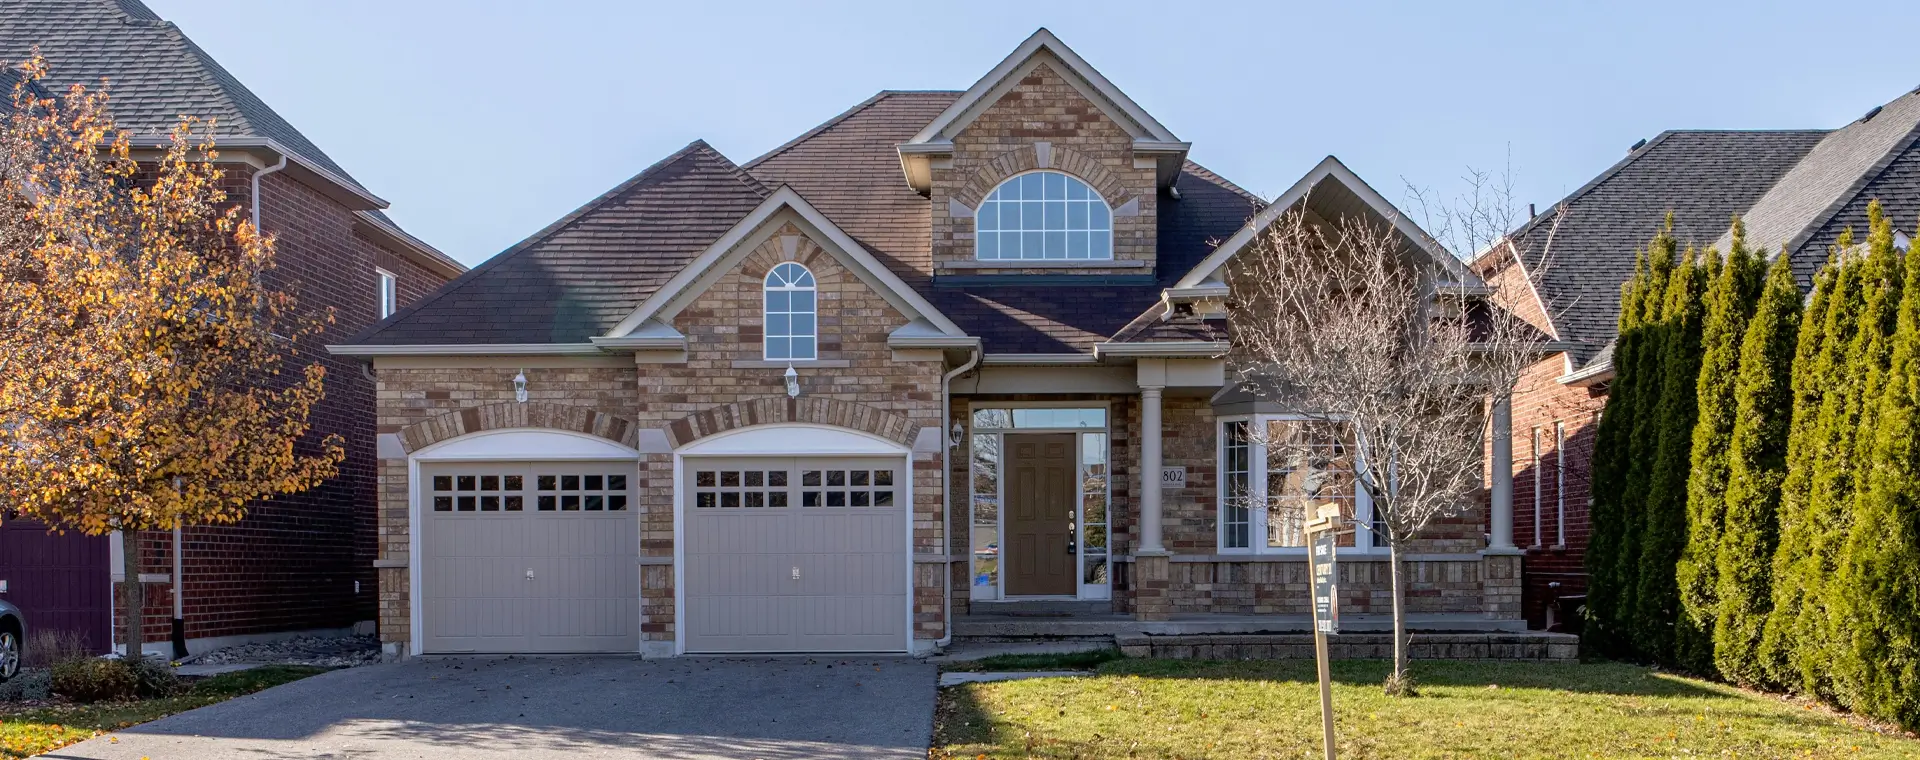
[949, 421, 965, 449]
[784, 365, 800, 399]
[513, 370, 528, 403]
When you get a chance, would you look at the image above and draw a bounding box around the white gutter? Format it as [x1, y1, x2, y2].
[589, 336, 688, 351]
[979, 353, 1099, 365]
[326, 343, 604, 357]
[1557, 359, 1614, 387]
[250, 154, 288, 231]
[1092, 341, 1227, 359]
[938, 346, 981, 651]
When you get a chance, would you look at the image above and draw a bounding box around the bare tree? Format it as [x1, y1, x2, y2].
[1225, 191, 1549, 694]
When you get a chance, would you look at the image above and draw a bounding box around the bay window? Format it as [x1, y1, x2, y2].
[1218, 415, 1379, 553]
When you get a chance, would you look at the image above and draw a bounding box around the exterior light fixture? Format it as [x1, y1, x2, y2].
[513, 370, 528, 403]
[949, 421, 965, 449]
[784, 365, 800, 398]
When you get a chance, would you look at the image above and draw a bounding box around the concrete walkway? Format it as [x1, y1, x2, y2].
[40, 656, 935, 760]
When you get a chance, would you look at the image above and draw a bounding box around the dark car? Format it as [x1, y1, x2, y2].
[0, 599, 22, 681]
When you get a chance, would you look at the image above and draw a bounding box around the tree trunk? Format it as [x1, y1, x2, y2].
[1390, 541, 1410, 693]
[120, 530, 144, 662]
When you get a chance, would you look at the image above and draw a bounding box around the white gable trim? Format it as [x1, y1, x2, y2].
[604, 186, 965, 338]
[1173, 156, 1477, 290]
[906, 29, 1179, 146]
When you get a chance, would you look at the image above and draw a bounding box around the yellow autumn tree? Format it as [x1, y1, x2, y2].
[0, 57, 343, 659]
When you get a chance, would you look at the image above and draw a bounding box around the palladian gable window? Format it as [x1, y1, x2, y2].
[976, 170, 1112, 261]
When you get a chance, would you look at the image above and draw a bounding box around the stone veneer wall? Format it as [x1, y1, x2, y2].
[372, 223, 950, 651]
[931, 61, 1158, 276]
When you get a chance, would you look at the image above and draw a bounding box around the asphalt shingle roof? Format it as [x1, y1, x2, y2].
[357, 91, 1260, 352]
[0, 0, 370, 194]
[1719, 88, 1920, 276]
[351, 142, 768, 345]
[1503, 129, 1826, 363]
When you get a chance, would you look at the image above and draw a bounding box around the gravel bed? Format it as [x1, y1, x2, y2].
[192, 634, 381, 668]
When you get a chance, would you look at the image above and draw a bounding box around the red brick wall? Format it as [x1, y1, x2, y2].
[1507, 353, 1607, 628]
[126, 165, 452, 644]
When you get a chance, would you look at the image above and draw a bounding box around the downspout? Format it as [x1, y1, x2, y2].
[170, 523, 186, 659]
[251, 154, 289, 231]
[937, 346, 981, 651]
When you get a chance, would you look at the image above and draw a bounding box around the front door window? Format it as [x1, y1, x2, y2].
[967, 406, 1110, 600]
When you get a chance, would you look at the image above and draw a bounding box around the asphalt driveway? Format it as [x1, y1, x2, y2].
[39, 656, 936, 759]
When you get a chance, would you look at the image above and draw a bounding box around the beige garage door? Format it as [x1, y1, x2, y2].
[421, 462, 639, 654]
[683, 456, 908, 653]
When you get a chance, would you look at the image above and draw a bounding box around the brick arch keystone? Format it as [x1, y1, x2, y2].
[665, 397, 917, 449]
[398, 402, 639, 453]
[956, 143, 1131, 210]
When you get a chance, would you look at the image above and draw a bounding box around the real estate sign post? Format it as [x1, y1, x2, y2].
[1307, 503, 1343, 760]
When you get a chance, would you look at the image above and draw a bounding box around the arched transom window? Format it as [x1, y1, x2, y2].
[976, 170, 1112, 261]
[763, 262, 817, 361]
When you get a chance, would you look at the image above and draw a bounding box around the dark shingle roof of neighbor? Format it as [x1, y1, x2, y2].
[356, 90, 1263, 352]
[0, 0, 369, 194]
[1502, 129, 1827, 364]
[350, 141, 768, 345]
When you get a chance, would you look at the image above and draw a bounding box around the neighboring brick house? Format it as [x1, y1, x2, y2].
[1475, 85, 1920, 628]
[335, 29, 1532, 659]
[0, 0, 463, 655]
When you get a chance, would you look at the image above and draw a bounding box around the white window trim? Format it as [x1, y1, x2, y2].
[1216, 414, 1384, 556]
[762, 262, 817, 361]
[375, 268, 397, 319]
[965, 401, 1113, 602]
[974, 169, 1114, 262]
[1530, 427, 1543, 549]
[1554, 421, 1567, 548]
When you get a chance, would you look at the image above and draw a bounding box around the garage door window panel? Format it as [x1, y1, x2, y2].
[432, 473, 525, 513]
[536, 472, 628, 512]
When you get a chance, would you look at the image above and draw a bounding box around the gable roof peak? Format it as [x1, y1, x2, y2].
[895, 28, 1187, 193]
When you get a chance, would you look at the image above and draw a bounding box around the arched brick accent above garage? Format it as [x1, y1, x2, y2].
[954, 143, 1132, 210]
[398, 402, 639, 453]
[666, 396, 917, 449]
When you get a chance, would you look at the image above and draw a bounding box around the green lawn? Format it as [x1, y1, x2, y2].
[934, 659, 1920, 759]
[0, 665, 326, 759]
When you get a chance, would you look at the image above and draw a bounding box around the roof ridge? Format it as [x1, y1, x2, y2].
[742, 90, 954, 170]
[1781, 115, 1920, 258]
[350, 140, 744, 344]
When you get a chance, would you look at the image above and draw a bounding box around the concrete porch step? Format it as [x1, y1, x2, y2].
[954, 612, 1531, 641]
[965, 600, 1114, 617]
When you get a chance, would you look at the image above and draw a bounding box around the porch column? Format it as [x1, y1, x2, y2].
[1138, 385, 1166, 553]
[1134, 385, 1171, 621]
[1489, 394, 1515, 551]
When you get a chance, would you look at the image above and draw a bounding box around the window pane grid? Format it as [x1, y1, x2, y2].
[763, 262, 817, 361]
[976, 171, 1112, 261]
[1222, 421, 1251, 549]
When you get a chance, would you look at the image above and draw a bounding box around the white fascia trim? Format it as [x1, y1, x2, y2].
[326, 343, 603, 357]
[1557, 360, 1614, 387]
[888, 335, 982, 350]
[1131, 140, 1193, 154]
[590, 336, 687, 351]
[603, 186, 966, 339]
[1164, 283, 1229, 301]
[905, 29, 1180, 146]
[127, 136, 389, 211]
[1172, 156, 1473, 290]
[352, 212, 466, 278]
[980, 353, 1099, 365]
[1093, 341, 1226, 358]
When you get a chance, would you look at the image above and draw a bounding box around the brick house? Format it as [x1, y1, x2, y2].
[1475, 85, 1920, 628]
[0, 0, 463, 655]
[336, 29, 1532, 659]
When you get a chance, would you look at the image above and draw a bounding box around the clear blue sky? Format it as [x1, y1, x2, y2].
[147, 0, 1920, 267]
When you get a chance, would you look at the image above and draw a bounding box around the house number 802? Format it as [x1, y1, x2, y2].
[1160, 466, 1186, 490]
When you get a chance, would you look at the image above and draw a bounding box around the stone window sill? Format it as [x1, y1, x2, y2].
[944, 260, 1150, 270]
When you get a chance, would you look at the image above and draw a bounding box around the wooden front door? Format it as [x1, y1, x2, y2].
[1004, 434, 1076, 596]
